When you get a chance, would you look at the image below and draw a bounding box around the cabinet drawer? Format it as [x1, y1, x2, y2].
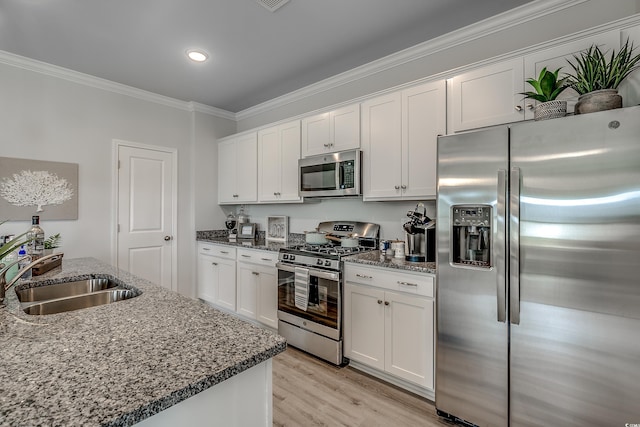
[237, 248, 278, 267]
[198, 242, 236, 259]
[345, 264, 434, 298]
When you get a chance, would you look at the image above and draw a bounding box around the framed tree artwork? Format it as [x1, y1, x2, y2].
[0, 157, 79, 220]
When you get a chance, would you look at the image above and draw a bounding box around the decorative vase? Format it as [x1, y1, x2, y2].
[574, 89, 622, 115]
[534, 100, 567, 121]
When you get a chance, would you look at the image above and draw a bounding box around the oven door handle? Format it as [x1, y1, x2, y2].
[276, 262, 340, 281]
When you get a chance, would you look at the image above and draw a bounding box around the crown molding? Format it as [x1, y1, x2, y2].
[0, 50, 236, 119]
[235, 0, 587, 121]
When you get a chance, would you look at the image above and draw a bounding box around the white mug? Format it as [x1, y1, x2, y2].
[391, 240, 405, 258]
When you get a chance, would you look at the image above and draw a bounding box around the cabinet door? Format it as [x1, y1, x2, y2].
[331, 103, 360, 152]
[217, 139, 237, 204]
[344, 282, 385, 370]
[402, 81, 446, 199]
[362, 92, 403, 200]
[257, 126, 281, 202]
[385, 291, 434, 389]
[278, 121, 302, 202]
[197, 253, 216, 303]
[214, 257, 237, 311]
[234, 132, 258, 203]
[301, 112, 330, 157]
[523, 30, 620, 119]
[620, 25, 640, 108]
[236, 262, 258, 319]
[256, 266, 278, 329]
[450, 58, 525, 132]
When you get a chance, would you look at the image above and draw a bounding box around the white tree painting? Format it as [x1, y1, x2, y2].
[0, 170, 74, 213]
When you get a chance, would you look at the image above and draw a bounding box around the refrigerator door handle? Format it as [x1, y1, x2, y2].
[509, 166, 521, 325]
[496, 169, 507, 323]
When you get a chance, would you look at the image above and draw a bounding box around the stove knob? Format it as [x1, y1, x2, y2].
[283, 254, 289, 260]
[317, 259, 323, 266]
[324, 260, 331, 267]
[290, 255, 295, 261]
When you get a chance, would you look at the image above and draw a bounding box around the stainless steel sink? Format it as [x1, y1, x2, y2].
[16, 278, 119, 303]
[22, 289, 135, 315]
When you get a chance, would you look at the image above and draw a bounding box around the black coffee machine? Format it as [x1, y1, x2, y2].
[403, 203, 436, 262]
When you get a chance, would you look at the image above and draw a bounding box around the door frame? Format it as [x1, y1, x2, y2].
[111, 139, 179, 292]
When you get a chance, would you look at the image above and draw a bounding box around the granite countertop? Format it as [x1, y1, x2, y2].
[196, 230, 304, 252]
[0, 257, 286, 427]
[344, 250, 436, 274]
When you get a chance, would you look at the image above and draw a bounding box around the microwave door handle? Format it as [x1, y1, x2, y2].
[337, 163, 343, 189]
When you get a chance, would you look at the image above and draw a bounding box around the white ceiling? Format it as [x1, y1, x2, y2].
[0, 0, 532, 113]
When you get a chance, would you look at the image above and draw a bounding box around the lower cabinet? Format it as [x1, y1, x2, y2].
[197, 243, 237, 311]
[197, 242, 278, 330]
[344, 264, 435, 392]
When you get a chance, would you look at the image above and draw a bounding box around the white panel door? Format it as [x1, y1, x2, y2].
[236, 262, 258, 319]
[330, 103, 360, 152]
[117, 144, 175, 290]
[257, 126, 281, 202]
[278, 121, 301, 202]
[344, 282, 385, 370]
[301, 112, 330, 157]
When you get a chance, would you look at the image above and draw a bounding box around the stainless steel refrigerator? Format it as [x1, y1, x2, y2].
[435, 106, 640, 426]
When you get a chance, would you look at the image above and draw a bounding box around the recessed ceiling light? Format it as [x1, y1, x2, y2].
[186, 49, 208, 63]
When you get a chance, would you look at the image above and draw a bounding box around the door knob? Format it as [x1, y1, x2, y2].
[164, 235, 173, 241]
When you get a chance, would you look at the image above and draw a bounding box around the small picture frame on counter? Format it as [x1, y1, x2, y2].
[237, 223, 257, 240]
[266, 215, 288, 243]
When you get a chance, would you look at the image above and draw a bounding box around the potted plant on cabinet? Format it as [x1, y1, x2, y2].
[521, 67, 570, 120]
[565, 38, 640, 114]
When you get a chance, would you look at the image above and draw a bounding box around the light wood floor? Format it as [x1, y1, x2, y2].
[272, 347, 456, 427]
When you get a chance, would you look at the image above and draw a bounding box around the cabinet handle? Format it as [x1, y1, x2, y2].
[401, 185, 407, 190]
[526, 103, 534, 110]
[324, 143, 330, 148]
[274, 192, 277, 196]
[241, 254, 251, 258]
[394, 185, 400, 190]
[252, 272, 259, 276]
[514, 105, 523, 112]
[377, 299, 383, 305]
[384, 301, 390, 306]
[211, 262, 218, 266]
[202, 247, 211, 251]
[356, 273, 373, 279]
[397, 281, 418, 287]
[261, 258, 272, 261]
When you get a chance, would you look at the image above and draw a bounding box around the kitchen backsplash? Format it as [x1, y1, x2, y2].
[219, 198, 436, 241]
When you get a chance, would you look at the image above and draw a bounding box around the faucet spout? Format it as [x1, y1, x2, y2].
[0, 253, 62, 306]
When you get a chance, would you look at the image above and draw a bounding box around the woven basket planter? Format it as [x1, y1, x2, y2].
[534, 100, 567, 121]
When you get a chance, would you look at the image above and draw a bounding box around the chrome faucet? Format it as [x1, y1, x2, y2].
[0, 253, 62, 306]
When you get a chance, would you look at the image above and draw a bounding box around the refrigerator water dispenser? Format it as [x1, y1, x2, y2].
[451, 205, 491, 268]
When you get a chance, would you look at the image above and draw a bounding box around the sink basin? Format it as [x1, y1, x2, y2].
[16, 278, 119, 302]
[21, 289, 135, 315]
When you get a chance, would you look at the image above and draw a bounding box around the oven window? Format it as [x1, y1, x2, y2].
[278, 269, 339, 329]
[301, 163, 336, 191]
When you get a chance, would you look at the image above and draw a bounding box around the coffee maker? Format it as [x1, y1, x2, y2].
[403, 203, 436, 262]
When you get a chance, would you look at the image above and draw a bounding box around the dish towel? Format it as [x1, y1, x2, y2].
[294, 267, 310, 311]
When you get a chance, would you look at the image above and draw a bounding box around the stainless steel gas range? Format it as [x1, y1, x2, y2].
[276, 221, 380, 365]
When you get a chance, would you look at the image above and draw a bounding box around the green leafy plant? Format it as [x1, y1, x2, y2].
[521, 67, 570, 102]
[44, 233, 62, 249]
[565, 38, 640, 95]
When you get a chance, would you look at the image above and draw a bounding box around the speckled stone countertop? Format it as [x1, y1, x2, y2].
[196, 230, 305, 252]
[0, 257, 286, 427]
[344, 250, 436, 274]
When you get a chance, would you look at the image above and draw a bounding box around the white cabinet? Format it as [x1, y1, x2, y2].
[197, 243, 237, 311]
[301, 103, 360, 157]
[449, 31, 619, 132]
[449, 58, 526, 132]
[257, 120, 302, 203]
[362, 80, 445, 201]
[235, 248, 279, 329]
[620, 24, 640, 108]
[218, 132, 258, 204]
[344, 264, 435, 390]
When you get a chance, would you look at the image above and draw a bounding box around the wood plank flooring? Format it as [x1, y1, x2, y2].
[272, 347, 456, 427]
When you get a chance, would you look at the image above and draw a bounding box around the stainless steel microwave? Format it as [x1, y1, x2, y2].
[299, 149, 362, 197]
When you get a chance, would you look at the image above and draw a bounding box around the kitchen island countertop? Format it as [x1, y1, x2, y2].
[0, 257, 286, 426]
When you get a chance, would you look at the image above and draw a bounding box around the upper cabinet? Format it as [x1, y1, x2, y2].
[301, 103, 360, 157]
[362, 80, 446, 201]
[218, 132, 258, 204]
[257, 120, 302, 203]
[449, 30, 619, 132]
